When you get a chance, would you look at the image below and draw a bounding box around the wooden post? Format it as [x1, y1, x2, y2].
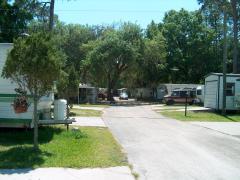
[33, 95, 39, 150]
[185, 96, 188, 117]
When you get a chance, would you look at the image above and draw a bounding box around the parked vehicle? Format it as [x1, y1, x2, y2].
[119, 92, 128, 100]
[163, 88, 196, 105]
[156, 84, 201, 101]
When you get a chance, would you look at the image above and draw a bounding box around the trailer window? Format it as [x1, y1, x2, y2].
[226, 83, 235, 96]
[197, 90, 202, 95]
[180, 91, 188, 97]
[171, 91, 179, 97]
[190, 90, 196, 97]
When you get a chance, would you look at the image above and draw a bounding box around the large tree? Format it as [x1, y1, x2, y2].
[0, 0, 47, 42]
[54, 24, 96, 104]
[85, 24, 140, 100]
[143, 33, 167, 86]
[198, 0, 240, 73]
[162, 9, 220, 83]
[230, 0, 240, 73]
[2, 33, 64, 149]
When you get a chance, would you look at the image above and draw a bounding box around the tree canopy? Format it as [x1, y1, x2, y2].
[84, 23, 141, 100]
[0, 0, 47, 42]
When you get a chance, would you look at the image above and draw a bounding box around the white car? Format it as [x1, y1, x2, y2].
[119, 92, 128, 100]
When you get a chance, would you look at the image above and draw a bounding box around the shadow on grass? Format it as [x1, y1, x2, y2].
[190, 111, 239, 122]
[69, 112, 77, 116]
[220, 115, 238, 122]
[0, 146, 52, 170]
[0, 126, 63, 147]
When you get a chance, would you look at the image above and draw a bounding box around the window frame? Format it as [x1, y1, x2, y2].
[226, 83, 235, 96]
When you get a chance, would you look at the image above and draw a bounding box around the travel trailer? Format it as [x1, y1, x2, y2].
[204, 73, 240, 111]
[0, 43, 72, 128]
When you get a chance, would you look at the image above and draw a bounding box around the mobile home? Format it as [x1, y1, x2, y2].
[0, 43, 60, 128]
[78, 83, 98, 104]
[204, 73, 240, 111]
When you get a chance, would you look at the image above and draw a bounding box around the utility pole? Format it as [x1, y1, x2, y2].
[222, 10, 227, 115]
[49, 0, 55, 31]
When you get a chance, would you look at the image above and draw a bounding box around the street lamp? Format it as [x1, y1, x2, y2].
[170, 67, 179, 71]
[20, 33, 30, 37]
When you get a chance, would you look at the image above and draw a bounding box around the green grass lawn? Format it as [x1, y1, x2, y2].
[155, 104, 198, 110]
[161, 111, 240, 122]
[0, 126, 127, 169]
[70, 108, 103, 117]
[74, 104, 109, 108]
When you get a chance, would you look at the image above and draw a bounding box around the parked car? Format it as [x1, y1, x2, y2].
[163, 88, 196, 105]
[119, 92, 128, 100]
[98, 92, 107, 100]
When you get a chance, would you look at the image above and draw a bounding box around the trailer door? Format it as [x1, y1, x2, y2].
[235, 79, 240, 108]
[204, 81, 218, 109]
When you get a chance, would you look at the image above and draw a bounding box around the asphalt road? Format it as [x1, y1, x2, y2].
[103, 105, 240, 180]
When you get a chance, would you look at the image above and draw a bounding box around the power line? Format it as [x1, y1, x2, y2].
[0, 8, 166, 13]
[55, 9, 166, 13]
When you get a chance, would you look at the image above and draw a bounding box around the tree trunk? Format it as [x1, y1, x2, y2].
[107, 74, 112, 101]
[222, 11, 227, 116]
[33, 95, 39, 150]
[231, 0, 239, 73]
[66, 96, 70, 119]
[49, 0, 55, 31]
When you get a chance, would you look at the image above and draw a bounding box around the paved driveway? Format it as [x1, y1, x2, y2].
[191, 122, 240, 137]
[71, 116, 106, 127]
[103, 105, 240, 180]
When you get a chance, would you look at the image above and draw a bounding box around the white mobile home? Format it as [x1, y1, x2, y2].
[0, 43, 55, 127]
[204, 73, 240, 110]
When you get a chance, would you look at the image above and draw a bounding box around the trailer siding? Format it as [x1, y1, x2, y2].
[204, 73, 240, 110]
[204, 75, 218, 109]
[0, 44, 34, 124]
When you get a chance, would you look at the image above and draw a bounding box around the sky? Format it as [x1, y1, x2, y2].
[54, 0, 200, 28]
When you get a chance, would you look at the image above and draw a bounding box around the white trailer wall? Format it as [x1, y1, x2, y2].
[204, 75, 218, 109]
[218, 76, 238, 110]
[204, 73, 240, 110]
[0, 44, 34, 124]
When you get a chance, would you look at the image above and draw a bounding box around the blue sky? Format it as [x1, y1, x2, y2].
[55, 0, 200, 28]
